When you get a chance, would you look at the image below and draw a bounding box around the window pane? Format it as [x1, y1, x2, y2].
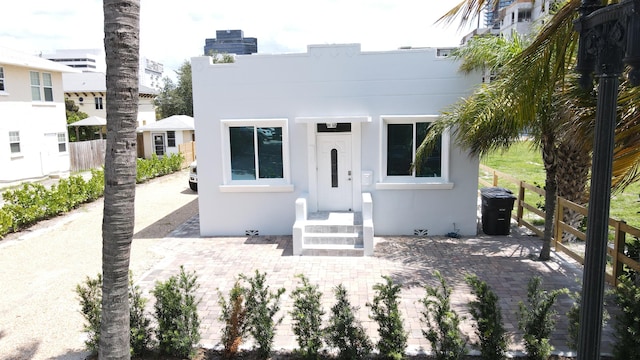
[387, 124, 413, 176]
[58, 133, 66, 152]
[257, 127, 283, 178]
[331, 148, 338, 187]
[30, 71, 40, 86]
[167, 131, 176, 147]
[415, 122, 442, 177]
[42, 73, 52, 86]
[31, 86, 41, 101]
[230, 126, 256, 180]
[9, 131, 19, 142]
[44, 87, 53, 101]
[10, 143, 21, 153]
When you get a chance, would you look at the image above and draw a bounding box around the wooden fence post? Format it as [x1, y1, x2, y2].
[612, 220, 626, 287]
[493, 171, 498, 186]
[517, 181, 525, 226]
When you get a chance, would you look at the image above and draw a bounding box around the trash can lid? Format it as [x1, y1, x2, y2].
[480, 187, 516, 199]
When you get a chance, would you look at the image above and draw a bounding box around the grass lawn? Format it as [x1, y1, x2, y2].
[480, 140, 640, 229]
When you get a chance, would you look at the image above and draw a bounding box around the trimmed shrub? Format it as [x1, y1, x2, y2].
[75, 272, 153, 357]
[76, 273, 103, 352]
[218, 280, 248, 358]
[153, 265, 201, 359]
[0, 207, 13, 238]
[517, 276, 568, 360]
[465, 274, 507, 360]
[324, 284, 372, 360]
[612, 276, 640, 360]
[290, 274, 325, 359]
[420, 270, 468, 360]
[241, 270, 286, 359]
[366, 275, 407, 360]
[566, 279, 609, 351]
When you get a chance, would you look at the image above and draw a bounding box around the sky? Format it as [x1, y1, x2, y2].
[2, 0, 479, 80]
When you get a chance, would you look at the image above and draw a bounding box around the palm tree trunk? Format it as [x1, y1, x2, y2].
[539, 134, 558, 261]
[100, 1, 140, 359]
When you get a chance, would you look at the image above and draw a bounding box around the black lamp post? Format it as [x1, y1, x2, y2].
[574, 0, 640, 359]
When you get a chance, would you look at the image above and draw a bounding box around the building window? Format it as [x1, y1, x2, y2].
[221, 118, 290, 186]
[95, 97, 103, 109]
[167, 131, 176, 147]
[381, 115, 450, 186]
[9, 131, 20, 154]
[0, 67, 5, 91]
[30, 71, 53, 101]
[58, 133, 67, 152]
[30, 71, 41, 101]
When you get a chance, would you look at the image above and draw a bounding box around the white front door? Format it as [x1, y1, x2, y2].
[316, 134, 353, 211]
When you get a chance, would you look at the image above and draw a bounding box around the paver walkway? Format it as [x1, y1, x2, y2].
[137, 215, 617, 357]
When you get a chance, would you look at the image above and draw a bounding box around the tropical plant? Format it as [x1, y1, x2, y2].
[419, 271, 468, 360]
[366, 275, 407, 360]
[324, 284, 372, 360]
[290, 274, 325, 359]
[100, 0, 140, 358]
[465, 274, 507, 360]
[517, 276, 568, 360]
[432, 0, 640, 261]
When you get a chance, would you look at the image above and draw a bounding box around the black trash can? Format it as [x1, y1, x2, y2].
[480, 187, 516, 235]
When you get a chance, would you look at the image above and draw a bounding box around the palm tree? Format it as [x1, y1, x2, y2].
[427, 0, 640, 260]
[100, 1, 140, 359]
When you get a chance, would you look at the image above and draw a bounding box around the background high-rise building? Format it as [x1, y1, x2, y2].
[203, 30, 257, 55]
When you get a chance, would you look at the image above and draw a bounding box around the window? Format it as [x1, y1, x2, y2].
[167, 131, 176, 147]
[9, 131, 20, 154]
[30, 71, 54, 101]
[95, 97, 103, 109]
[57, 133, 67, 152]
[220, 118, 291, 191]
[43, 73, 53, 101]
[0, 67, 5, 91]
[379, 116, 450, 189]
[30, 71, 41, 101]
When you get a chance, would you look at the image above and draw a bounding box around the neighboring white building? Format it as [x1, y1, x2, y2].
[192, 44, 481, 248]
[43, 49, 165, 90]
[63, 72, 157, 128]
[0, 46, 78, 183]
[137, 115, 194, 159]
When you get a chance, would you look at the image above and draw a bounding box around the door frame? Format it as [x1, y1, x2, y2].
[304, 120, 363, 213]
[152, 132, 166, 156]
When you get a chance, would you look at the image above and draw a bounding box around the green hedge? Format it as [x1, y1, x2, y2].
[0, 153, 184, 238]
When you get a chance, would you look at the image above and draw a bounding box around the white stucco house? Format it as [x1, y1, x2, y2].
[137, 115, 195, 159]
[192, 44, 481, 255]
[0, 46, 77, 184]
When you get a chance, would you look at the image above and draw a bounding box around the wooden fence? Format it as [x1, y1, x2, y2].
[178, 141, 196, 168]
[69, 139, 106, 172]
[479, 164, 640, 286]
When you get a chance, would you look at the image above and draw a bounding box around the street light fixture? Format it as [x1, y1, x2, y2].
[574, 0, 640, 359]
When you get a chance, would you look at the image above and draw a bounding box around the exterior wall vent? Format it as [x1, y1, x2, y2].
[414, 229, 428, 236]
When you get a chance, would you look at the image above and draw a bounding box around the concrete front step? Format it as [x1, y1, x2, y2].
[300, 244, 365, 256]
[305, 224, 363, 233]
[303, 232, 364, 246]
